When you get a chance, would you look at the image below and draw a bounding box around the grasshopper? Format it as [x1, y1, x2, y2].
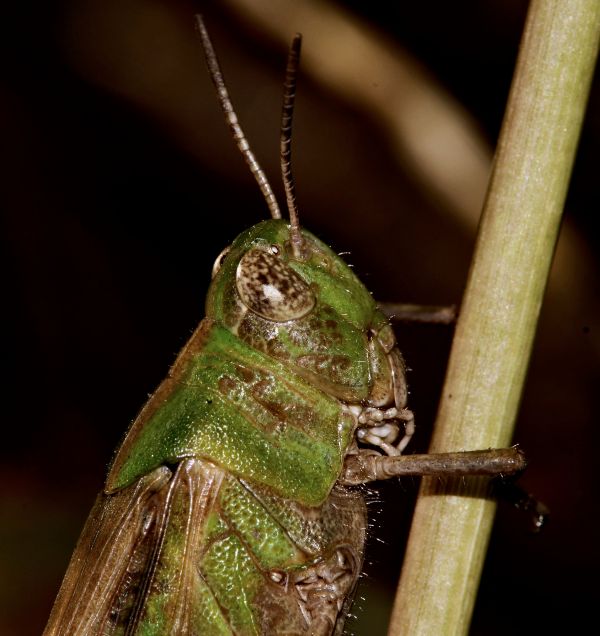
[43, 16, 526, 635]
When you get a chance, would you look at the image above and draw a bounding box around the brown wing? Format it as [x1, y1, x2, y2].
[43, 459, 225, 635]
[45, 457, 367, 635]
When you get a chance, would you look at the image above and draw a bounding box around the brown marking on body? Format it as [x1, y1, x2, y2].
[217, 376, 236, 397]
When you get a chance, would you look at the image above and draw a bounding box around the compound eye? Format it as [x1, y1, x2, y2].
[236, 248, 315, 321]
[211, 246, 231, 279]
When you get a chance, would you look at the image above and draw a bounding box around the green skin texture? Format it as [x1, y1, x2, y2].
[108, 220, 387, 505]
[46, 220, 390, 635]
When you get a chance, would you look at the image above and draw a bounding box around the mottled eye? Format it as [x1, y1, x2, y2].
[211, 245, 231, 279]
[236, 248, 315, 321]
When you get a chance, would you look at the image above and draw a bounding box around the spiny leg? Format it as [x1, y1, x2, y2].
[341, 447, 527, 485]
[342, 448, 548, 531]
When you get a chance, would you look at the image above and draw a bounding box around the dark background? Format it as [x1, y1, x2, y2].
[1, 1, 598, 634]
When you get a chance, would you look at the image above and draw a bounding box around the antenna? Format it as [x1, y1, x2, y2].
[195, 15, 282, 220]
[280, 33, 305, 258]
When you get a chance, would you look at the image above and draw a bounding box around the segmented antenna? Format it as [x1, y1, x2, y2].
[280, 34, 305, 258]
[195, 15, 282, 220]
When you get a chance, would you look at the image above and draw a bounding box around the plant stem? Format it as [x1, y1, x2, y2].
[388, 2, 600, 634]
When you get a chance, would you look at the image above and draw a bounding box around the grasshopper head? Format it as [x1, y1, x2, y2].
[197, 21, 401, 406]
[206, 219, 391, 403]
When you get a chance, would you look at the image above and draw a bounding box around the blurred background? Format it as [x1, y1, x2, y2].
[1, 1, 598, 634]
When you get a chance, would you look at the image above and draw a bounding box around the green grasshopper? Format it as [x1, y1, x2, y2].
[43, 16, 526, 635]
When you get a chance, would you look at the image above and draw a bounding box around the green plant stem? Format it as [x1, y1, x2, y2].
[388, 2, 600, 634]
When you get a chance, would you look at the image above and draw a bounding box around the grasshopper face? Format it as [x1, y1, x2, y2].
[207, 219, 405, 409]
